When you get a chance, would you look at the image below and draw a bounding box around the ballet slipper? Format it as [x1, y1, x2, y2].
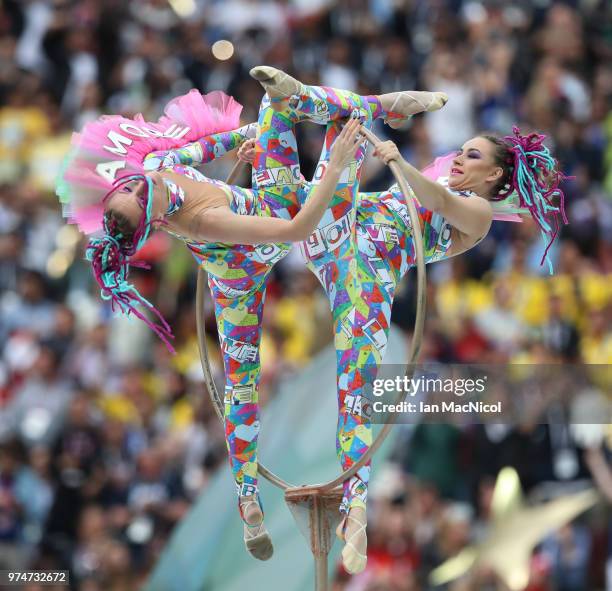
[239, 495, 274, 561]
[249, 66, 305, 99]
[382, 91, 448, 129]
[336, 506, 368, 574]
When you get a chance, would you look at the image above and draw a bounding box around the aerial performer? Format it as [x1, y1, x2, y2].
[55, 68, 448, 567]
[229, 68, 569, 574]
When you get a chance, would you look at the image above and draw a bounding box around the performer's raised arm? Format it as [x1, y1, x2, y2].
[372, 129, 568, 268]
[144, 122, 258, 171]
[191, 118, 363, 244]
[373, 140, 493, 240]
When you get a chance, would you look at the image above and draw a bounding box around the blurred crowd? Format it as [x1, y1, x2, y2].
[0, 0, 610, 590]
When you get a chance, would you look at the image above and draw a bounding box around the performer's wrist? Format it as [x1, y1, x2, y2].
[326, 161, 345, 175]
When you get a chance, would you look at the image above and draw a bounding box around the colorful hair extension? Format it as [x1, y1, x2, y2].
[493, 126, 569, 274]
[85, 174, 175, 353]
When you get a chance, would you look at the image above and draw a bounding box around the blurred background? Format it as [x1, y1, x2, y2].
[0, 0, 610, 589]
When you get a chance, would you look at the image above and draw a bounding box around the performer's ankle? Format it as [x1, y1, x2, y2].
[239, 494, 264, 526]
[348, 499, 367, 513]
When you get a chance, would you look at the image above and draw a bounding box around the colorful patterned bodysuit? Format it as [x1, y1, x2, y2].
[288, 90, 455, 514]
[147, 88, 458, 515]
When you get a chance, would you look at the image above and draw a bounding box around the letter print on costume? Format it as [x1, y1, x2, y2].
[206, 86, 389, 504]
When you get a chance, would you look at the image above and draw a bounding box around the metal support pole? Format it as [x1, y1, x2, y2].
[312, 497, 329, 591]
[285, 487, 343, 591]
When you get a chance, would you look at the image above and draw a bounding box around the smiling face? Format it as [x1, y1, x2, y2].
[448, 137, 505, 197]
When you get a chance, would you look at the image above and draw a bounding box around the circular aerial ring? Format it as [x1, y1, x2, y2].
[196, 127, 427, 493]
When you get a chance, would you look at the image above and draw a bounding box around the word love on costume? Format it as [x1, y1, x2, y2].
[252, 163, 302, 187]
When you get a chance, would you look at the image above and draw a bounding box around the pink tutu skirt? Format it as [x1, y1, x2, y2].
[56, 90, 243, 234]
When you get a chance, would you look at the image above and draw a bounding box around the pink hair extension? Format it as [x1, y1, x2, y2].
[496, 126, 570, 271]
[86, 174, 175, 353]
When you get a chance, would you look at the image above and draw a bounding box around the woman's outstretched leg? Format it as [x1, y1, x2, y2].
[250, 65, 447, 127]
[283, 79, 443, 572]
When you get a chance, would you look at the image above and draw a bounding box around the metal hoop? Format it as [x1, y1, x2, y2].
[196, 127, 426, 494]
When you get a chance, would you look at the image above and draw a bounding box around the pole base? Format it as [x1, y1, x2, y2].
[285, 486, 344, 591]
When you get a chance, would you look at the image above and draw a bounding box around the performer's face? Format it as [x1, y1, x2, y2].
[106, 174, 168, 229]
[448, 137, 503, 197]
[106, 190, 142, 229]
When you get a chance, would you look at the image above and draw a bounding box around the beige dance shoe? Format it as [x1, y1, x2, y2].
[249, 66, 305, 99]
[240, 495, 274, 561]
[335, 506, 368, 574]
[382, 90, 448, 128]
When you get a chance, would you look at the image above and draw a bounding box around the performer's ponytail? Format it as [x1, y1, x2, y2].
[482, 126, 569, 273]
[85, 174, 175, 352]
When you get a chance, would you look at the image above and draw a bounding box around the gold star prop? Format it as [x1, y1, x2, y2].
[430, 467, 599, 590]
